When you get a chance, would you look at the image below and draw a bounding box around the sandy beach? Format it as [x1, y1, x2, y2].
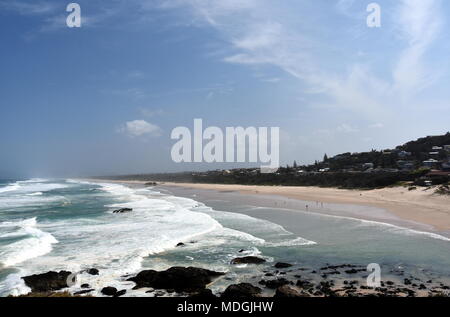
[162, 183, 450, 232]
[88, 179, 450, 234]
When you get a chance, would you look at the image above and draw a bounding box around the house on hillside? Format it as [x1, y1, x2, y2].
[362, 163, 374, 170]
[423, 159, 439, 168]
[397, 151, 411, 158]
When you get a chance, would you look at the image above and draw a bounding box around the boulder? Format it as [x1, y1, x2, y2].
[86, 268, 99, 275]
[274, 262, 292, 269]
[221, 283, 262, 298]
[191, 289, 216, 298]
[112, 208, 133, 214]
[101, 287, 118, 296]
[114, 290, 127, 297]
[274, 285, 306, 298]
[176, 242, 185, 247]
[127, 267, 225, 293]
[230, 256, 266, 265]
[22, 271, 72, 292]
[265, 278, 291, 289]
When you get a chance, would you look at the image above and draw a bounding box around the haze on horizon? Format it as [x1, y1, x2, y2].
[1, 0, 450, 178]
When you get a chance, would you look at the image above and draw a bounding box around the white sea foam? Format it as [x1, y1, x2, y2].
[1, 180, 317, 296]
[0, 217, 58, 267]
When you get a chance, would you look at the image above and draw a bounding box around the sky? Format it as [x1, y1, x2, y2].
[0, 0, 449, 177]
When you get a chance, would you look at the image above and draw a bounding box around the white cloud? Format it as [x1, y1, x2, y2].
[119, 120, 162, 137]
[393, 0, 443, 97]
[153, 0, 445, 120]
[369, 123, 384, 129]
[337, 124, 359, 133]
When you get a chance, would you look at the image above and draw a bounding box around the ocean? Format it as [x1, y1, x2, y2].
[0, 178, 449, 297]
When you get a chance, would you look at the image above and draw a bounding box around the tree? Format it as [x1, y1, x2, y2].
[323, 154, 328, 162]
[293, 161, 298, 168]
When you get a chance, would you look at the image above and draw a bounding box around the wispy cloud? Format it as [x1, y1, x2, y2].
[118, 120, 162, 137]
[0, 0, 58, 15]
[393, 0, 443, 97]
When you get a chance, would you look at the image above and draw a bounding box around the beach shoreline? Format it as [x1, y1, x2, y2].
[85, 179, 450, 235]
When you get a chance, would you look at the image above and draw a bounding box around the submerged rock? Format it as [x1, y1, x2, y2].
[112, 208, 133, 214]
[230, 256, 266, 265]
[127, 267, 225, 293]
[221, 283, 262, 298]
[22, 271, 72, 292]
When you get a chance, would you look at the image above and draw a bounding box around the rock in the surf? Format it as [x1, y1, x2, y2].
[101, 287, 118, 296]
[230, 256, 266, 265]
[127, 267, 225, 293]
[112, 208, 133, 214]
[22, 271, 72, 292]
[221, 283, 262, 298]
[274, 262, 292, 269]
[274, 285, 306, 297]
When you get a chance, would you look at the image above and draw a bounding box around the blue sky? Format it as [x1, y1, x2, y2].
[1, 0, 449, 177]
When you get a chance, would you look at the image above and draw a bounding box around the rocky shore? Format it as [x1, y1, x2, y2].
[15, 255, 450, 298]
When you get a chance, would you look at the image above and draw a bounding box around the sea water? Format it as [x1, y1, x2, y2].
[0, 178, 449, 296]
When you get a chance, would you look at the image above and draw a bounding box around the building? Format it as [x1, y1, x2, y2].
[423, 159, 439, 168]
[397, 151, 411, 158]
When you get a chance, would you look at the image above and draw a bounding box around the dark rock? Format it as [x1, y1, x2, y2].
[419, 284, 427, 290]
[221, 283, 261, 298]
[127, 267, 225, 293]
[230, 256, 266, 265]
[404, 278, 412, 285]
[274, 285, 305, 297]
[296, 280, 314, 289]
[87, 268, 99, 276]
[264, 273, 274, 277]
[114, 290, 127, 297]
[265, 278, 290, 289]
[176, 242, 185, 247]
[22, 271, 72, 292]
[112, 208, 133, 214]
[81, 284, 90, 289]
[145, 182, 157, 186]
[345, 269, 359, 274]
[191, 289, 216, 298]
[101, 287, 117, 296]
[74, 289, 94, 295]
[238, 249, 245, 253]
[274, 262, 292, 269]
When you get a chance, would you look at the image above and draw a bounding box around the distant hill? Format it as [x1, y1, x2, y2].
[100, 132, 450, 189]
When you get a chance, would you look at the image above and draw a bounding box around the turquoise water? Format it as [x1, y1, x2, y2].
[0, 178, 449, 297]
